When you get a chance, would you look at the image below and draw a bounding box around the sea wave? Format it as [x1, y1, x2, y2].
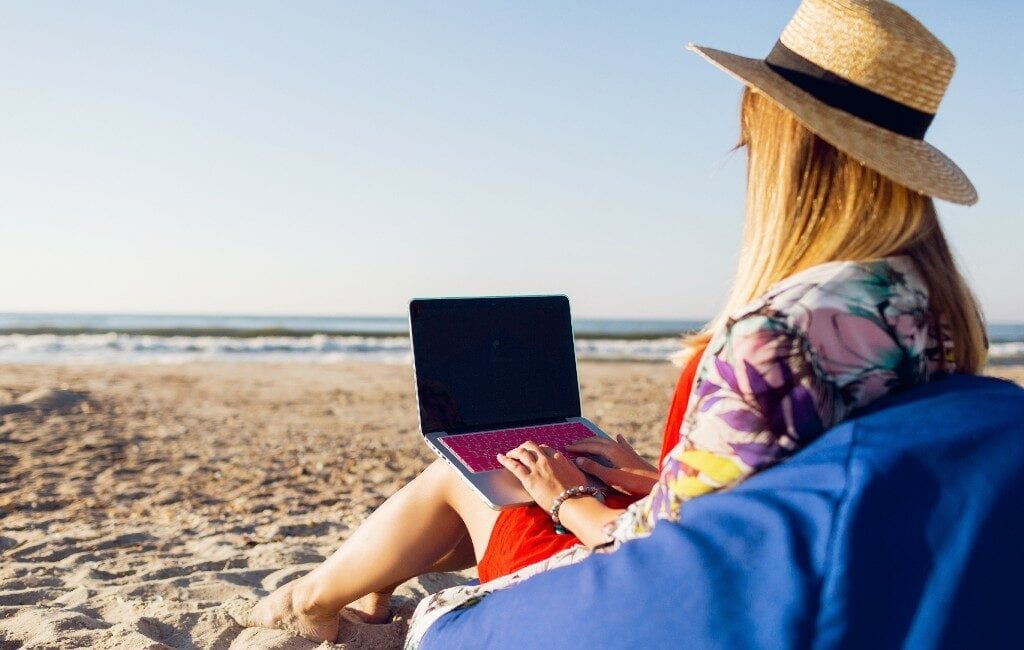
[0, 333, 687, 364]
[990, 341, 1024, 365]
[0, 333, 412, 364]
[2, 332, 1021, 365]
[0, 326, 690, 341]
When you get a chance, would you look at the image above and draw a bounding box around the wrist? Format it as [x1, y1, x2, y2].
[556, 498, 625, 548]
[552, 494, 599, 529]
[549, 485, 604, 533]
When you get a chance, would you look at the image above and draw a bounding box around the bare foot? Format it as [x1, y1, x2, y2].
[343, 592, 392, 624]
[242, 577, 340, 643]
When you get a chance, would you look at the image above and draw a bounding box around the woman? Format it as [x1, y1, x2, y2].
[241, 0, 985, 644]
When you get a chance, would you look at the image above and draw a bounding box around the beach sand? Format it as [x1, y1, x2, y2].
[0, 361, 679, 648]
[2, 361, 1022, 649]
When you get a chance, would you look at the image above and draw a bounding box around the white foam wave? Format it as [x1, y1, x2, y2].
[0, 333, 413, 364]
[574, 338, 685, 362]
[2, 332, 1021, 365]
[0, 334, 687, 364]
[990, 341, 1024, 360]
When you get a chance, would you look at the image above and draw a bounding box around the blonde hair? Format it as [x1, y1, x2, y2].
[689, 88, 986, 372]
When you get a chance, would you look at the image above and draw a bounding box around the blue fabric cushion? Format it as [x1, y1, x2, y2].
[421, 374, 1024, 649]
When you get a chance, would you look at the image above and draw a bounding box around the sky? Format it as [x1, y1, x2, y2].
[2, 1, 1022, 321]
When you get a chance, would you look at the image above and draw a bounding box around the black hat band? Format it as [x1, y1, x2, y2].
[765, 40, 934, 140]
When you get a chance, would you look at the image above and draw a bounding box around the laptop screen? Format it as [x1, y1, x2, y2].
[410, 296, 582, 434]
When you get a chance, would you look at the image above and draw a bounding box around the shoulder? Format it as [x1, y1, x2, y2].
[714, 256, 935, 410]
[728, 256, 930, 341]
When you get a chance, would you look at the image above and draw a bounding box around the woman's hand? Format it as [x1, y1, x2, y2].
[498, 441, 589, 511]
[565, 434, 660, 496]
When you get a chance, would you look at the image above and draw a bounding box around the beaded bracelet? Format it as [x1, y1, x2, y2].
[550, 485, 604, 534]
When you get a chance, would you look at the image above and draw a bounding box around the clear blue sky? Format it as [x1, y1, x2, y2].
[2, 1, 1021, 320]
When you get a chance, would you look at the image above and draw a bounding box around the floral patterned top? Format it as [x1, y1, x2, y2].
[610, 255, 953, 542]
[406, 255, 954, 647]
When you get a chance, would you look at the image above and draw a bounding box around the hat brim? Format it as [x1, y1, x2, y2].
[689, 44, 977, 205]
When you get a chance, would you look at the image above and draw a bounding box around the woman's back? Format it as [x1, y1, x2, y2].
[624, 255, 955, 537]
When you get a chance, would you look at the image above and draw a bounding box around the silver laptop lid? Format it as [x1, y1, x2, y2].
[409, 295, 582, 436]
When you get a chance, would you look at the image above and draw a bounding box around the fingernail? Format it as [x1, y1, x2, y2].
[574, 458, 584, 465]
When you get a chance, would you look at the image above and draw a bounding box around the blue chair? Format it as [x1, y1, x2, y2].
[421, 374, 1024, 649]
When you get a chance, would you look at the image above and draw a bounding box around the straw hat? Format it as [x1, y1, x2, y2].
[690, 0, 977, 205]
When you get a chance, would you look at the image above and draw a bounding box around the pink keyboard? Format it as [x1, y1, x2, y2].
[439, 422, 595, 473]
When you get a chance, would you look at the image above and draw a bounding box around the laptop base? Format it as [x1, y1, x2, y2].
[426, 417, 611, 510]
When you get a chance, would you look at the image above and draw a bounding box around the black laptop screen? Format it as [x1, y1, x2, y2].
[410, 296, 582, 434]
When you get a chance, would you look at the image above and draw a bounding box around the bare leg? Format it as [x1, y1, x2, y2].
[347, 530, 477, 623]
[242, 460, 499, 641]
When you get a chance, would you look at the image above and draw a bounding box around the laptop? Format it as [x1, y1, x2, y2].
[409, 295, 611, 509]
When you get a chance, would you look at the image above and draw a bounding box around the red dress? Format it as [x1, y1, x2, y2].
[477, 345, 707, 582]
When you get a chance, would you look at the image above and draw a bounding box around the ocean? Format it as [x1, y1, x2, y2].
[1, 313, 1022, 365]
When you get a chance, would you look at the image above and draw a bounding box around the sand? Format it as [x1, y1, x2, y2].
[3, 362, 1022, 648]
[0, 361, 680, 648]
